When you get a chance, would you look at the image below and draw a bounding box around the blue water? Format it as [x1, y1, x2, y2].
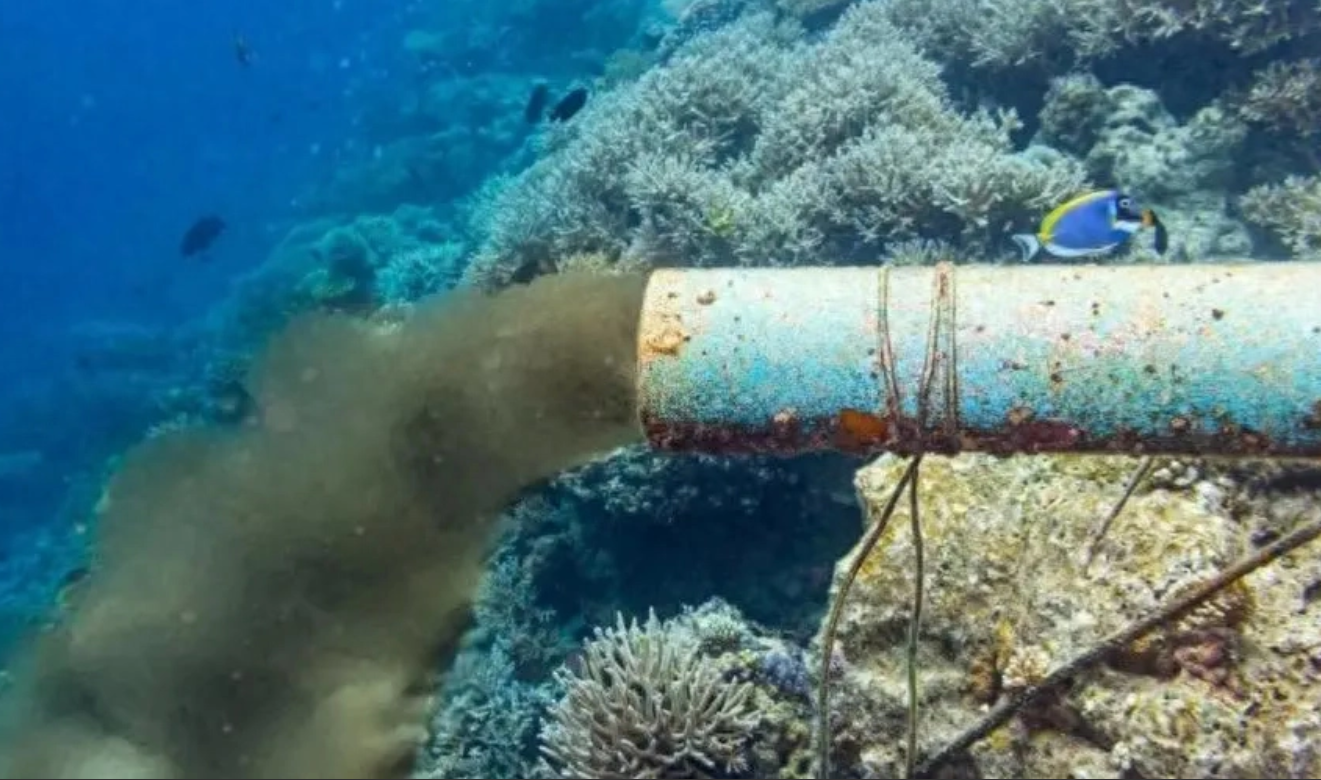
[1, 5, 434, 482]
[0, 0, 659, 646]
[1, 0, 413, 350]
[0, 0, 469, 618]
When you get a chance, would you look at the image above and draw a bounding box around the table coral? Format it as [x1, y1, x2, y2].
[816, 452, 1321, 778]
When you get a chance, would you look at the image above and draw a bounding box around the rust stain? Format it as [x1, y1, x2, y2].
[988, 405, 1086, 453]
[833, 408, 891, 453]
[640, 413, 834, 456]
[956, 418, 1086, 455]
[643, 411, 1304, 459]
[1008, 420, 1083, 450]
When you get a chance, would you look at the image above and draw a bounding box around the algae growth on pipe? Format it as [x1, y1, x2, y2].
[635, 262, 1321, 459]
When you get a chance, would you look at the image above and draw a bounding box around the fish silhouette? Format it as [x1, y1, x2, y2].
[524, 82, 549, 123]
[549, 87, 589, 122]
[180, 215, 226, 258]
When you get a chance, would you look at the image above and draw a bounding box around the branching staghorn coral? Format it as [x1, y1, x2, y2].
[1240, 174, 1321, 256]
[462, 12, 794, 288]
[1237, 58, 1321, 140]
[538, 609, 759, 778]
[417, 639, 554, 779]
[882, 0, 1321, 70]
[463, 0, 1086, 289]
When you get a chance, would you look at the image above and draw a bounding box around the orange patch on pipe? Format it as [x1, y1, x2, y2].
[835, 408, 890, 452]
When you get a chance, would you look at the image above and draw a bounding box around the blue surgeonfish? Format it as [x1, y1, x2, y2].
[1012, 189, 1168, 261]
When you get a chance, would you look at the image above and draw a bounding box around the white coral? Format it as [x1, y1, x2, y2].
[538, 609, 758, 779]
[464, 0, 1088, 285]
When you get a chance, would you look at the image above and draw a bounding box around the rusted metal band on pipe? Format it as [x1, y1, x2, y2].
[635, 262, 1321, 458]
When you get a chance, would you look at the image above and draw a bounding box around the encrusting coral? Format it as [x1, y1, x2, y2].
[816, 452, 1321, 779]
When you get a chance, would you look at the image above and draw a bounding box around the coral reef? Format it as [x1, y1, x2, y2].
[816, 452, 1321, 778]
[464, 0, 1087, 288]
[773, 0, 852, 25]
[417, 638, 554, 779]
[1038, 75, 1248, 202]
[290, 206, 466, 313]
[545, 446, 863, 639]
[1036, 73, 1256, 261]
[881, 0, 1321, 70]
[1240, 174, 1321, 258]
[130, 204, 472, 440]
[208, 204, 464, 358]
[420, 596, 823, 780]
[537, 608, 759, 778]
[460, 0, 1319, 287]
[1236, 58, 1321, 144]
[414, 447, 860, 777]
[534, 599, 816, 780]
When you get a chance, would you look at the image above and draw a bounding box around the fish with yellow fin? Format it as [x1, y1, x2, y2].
[1012, 189, 1168, 261]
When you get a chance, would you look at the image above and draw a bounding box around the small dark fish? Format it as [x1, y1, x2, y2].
[524, 82, 549, 124]
[234, 33, 255, 67]
[548, 86, 589, 123]
[180, 215, 226, 258]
